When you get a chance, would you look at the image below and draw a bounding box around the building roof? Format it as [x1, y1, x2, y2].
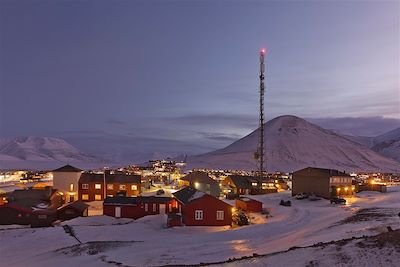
[103, 196, 172, 205]
[6, 188, 56, 210]
[237, 197, 262, 204]
[7, 188, 52, 201]
[0, 203, 34, 214]
[52, 164, 83, 172]
[228, 175, 254, 189]
[294, 167, 350, 177]
[173, 187, 233, 208]
[57, 201, 89, 212]
[181, 171, 218, 185]
[79, 173, 141, 184]
[173, 186, 206, 204]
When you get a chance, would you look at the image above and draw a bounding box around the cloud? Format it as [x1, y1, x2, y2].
[197, 132, 242, 142]
[308, 116, 400, 136]
[106, 118, 125, 125]
[164, 114, 257, 129]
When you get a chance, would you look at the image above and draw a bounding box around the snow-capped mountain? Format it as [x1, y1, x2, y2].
[0, 137, 104, 170]
[186, 115, 400, 173]
[371, 128, 400, 162]
[343, 128, 400, 162]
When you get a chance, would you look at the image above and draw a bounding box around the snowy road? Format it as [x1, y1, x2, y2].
[1, 187, 399, 267]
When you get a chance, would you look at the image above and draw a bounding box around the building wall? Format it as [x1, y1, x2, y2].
[30, 212, 57, 228]
[57, 208, 88, 221]
[292, 170, 331, 198]
[235, 199, 262, 212]
[78, 182, 141, 201]
[104, 203, 161, 219]
[191, 182, 220, 197]
[181, 195, 232, 226]
[329, 176, 354, 196]
[0, 206, 31, 225]
[52, 171, 82, 202]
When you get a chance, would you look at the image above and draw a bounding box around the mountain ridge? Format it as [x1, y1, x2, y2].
[186, 115, 400, 173]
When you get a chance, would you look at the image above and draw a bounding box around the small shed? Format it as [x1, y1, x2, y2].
[103, 196, 175, 219]
[235, 197, 263, 213]
[30, 209, 58, 228]
[167, 213, 182, 227]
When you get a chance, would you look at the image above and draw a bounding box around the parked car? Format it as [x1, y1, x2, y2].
[308, 194, 321, 201]
[280, 200, 292, 206]
[156, 189, 165, 195]
[330, 197, 346, 204]
[295, 193, 309, 200]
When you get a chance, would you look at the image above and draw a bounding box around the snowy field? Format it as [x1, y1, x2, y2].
[1, 187, 399, 267]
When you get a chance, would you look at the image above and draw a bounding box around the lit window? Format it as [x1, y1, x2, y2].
[82, 184, 89, 189]
[145, 203, 148, 212]
[107, 184, 114, 190]
[131, 185, 138, 191]
[195, 210, 203, 220]
[119, 184, 126, 190]
[95, 184, 102, 189]
[251, 182, 258, 186]
[95, 194, 102, 200]
[82, 194, 89, 200]
[216, 210, 224, 220]
[69, 183, 74, 191]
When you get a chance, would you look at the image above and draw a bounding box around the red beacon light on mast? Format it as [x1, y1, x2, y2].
[260, 48, 266, 55]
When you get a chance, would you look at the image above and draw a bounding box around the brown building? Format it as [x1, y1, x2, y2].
[223, 175, 277, 195]
[78, 173, 141, 201]
[292, 167, 354, 199]
[180, 171, 220, 197]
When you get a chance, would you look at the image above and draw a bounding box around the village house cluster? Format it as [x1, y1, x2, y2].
[0, 160, 393, 228]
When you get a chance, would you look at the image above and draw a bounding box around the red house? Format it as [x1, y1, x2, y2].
[235, 197, 263, 213]
[172, 187, 233, 226]
[103, 196, 176, 219]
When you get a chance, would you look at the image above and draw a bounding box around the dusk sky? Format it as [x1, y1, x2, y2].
[1, 0, 399, 153]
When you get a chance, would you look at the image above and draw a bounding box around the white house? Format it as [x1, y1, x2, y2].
[52, 164, 83, 202]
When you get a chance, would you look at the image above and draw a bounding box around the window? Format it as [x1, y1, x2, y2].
[95, 184, 102, 189]
[145, 203, 148, 212]
[95, 194, 102, 200]
[216, 210, 224, 220]
[195, 210, 203, 220]
[69, 183, 74, 191]
[119, 184, 126, 190]
[65, 210, 74, 215]
[251, 182, 258, 186]
[107, 184, 114, 190]
[81, 194, 89, 200]
[131, 185, 138, 191]
[82, 184, 89, 189]
[153, 203, 156, 211]
[38, 214, 47, 219]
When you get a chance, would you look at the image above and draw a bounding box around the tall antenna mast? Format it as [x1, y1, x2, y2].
[258, 48, 266, 179]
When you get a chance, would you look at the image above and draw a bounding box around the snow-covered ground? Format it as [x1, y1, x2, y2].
[0, 187, 399, 267]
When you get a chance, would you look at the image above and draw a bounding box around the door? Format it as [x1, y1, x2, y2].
[115, 206, 121, 218]
[69, 195, 75, 202]
[160, 204, 166, 214]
